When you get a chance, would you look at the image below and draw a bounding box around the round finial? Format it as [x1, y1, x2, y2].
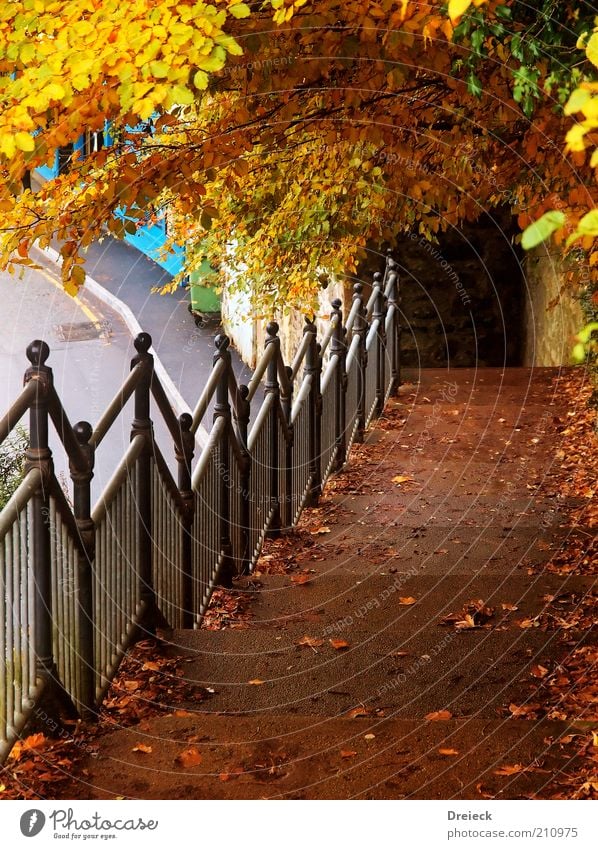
[353, 282, 363, 296]
[73, 420, 93, 444]
[26, 340, 50, 367]
[373, 271, 383, 285]
[266, 321, 279, 337]
[239, 384, 249, 400]
[331, 298, 342, 311]
[179, 412, 192, 432]
[214, 333, 230, 350]
[134, 332, 152, 354]
[386, 247, 393, 258]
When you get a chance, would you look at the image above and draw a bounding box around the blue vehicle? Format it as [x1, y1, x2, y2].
[35, 125, 185, 277]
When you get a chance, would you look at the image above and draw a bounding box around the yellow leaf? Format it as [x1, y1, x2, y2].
[248, 678, 265, 685]
[587, 32, 598, 68]
[229, 3, 251, 18]
[448, 0, 473, 23]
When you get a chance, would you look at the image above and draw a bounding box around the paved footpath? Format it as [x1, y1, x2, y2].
[64, 366, 594, 799]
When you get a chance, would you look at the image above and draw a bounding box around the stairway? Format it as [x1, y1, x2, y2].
[65, 367, 593, 799]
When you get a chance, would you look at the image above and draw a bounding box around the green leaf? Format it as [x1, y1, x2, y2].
[521, 210, 566, 250]
[467, 71, 483, 98]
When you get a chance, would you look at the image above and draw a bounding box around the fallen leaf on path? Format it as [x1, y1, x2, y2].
[494, 764, 526, 776]
[501, 603, 519, 611]
[175, 746, 202, 768]
[509, 703, 541, 718]
[248, 679, 265, 685]
[399, 597, 417, 605]
[132, 743, 152, 754]
[392, 475, 415, 484]
[425, 710, 453, 721]
[311, 526, 331, 535]
[290, 574, 311, 585]
[340, 750, 357, 758]
[364, 734, 376, 741]
[531, 664, 549, 678]
[348, 707, 372, 718]
[296, 636, 324, 648]
[438, 748, 459, 756]
[329, 638, 350, 650]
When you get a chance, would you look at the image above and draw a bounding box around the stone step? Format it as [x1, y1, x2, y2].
[270, 524, 568, 577]
[74, 713, 580, 800]
[164, 578, 594, 719]
[236, 572, 596, 628]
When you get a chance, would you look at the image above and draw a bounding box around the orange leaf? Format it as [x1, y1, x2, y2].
[329, 638, 350, 650]
[348, 706, 371, 718]
[296, 636, 324, 648]
[248, 678, 265, 685]
[132, 743, 153, 754]
[310, 526, 331, 535]
[530, 664, 549, 679]
[494, 764, 525, 776]
[341, 750, 358, 758]
[174, 746, 202, 768]
[438, 747, 459, 756]
[425, 710, 453, 721]
[291, 574, 311, 585]
[399, 597, 417, 605]
[392, 475, 415, 484]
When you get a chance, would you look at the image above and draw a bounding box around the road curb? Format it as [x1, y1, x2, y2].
[33, 244, 209, 448]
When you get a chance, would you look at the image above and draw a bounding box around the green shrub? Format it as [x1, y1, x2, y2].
[0, 426, 29, 511]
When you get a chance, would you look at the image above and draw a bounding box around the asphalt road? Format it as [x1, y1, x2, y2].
[0, 260, 177, 503]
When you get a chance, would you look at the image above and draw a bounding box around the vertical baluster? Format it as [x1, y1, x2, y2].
[5, 529, 14, 734]
[330, 299, 347, 472]
[304, 319, 322, 507]
[24, 341, 58, 703]
[386, 257, 401, 396]
[12, 517, 22, 720]
[70, 420, 94, 714]
[372, 272, 387, 417]
[130, 332, 155, 632]
[212, 335, 234, 587]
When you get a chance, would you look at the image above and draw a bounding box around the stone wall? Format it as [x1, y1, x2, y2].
[359, 212, 524, 368]
[522, 247, 585, 367]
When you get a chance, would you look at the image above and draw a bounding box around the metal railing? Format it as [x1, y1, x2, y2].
[0, 252, 400, 761]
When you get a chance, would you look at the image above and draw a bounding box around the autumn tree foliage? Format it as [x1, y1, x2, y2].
[0, 0, 597, 313]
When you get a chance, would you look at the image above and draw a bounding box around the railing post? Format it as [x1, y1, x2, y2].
[281, 365, 294, 531]
[352, 283, 367, 444]
[264, 322, 281, 537]
[70, 421, 95, 715]
[372, 271, 387, 417]
[304, 318, 322, 507]
[24, 341, 56, 691]
[175, 412, 194, 628]
[331, 298, 347, 472]
[212, 335, 235, 587]
[233, 385, 251, 574]
[386, 256, 401, 395]
[130, 332, 155, 632]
